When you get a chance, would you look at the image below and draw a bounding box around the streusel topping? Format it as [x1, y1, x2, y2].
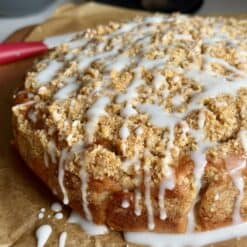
[13, 14, 247, 232]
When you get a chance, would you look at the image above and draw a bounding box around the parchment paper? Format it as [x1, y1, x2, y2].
[0, 2, 246, 246]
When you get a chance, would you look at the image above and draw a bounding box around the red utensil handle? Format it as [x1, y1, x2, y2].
[0, 42, 48, 65]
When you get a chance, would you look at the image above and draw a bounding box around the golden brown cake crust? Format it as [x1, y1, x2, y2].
[12, 14, 247, 234]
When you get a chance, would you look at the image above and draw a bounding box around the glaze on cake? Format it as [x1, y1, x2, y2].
[12, 14, 247, 246]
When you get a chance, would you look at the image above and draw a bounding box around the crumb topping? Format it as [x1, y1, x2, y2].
[13, 13, 247, 184]
[13, 14, 247, 231]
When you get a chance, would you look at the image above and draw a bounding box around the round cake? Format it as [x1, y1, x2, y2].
[12, 13, 247, 241]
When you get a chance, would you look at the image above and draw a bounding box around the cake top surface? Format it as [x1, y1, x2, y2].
[17, 15, 246, 167]
[15, 15, 247, 172]
[12, 13, 247, 233]
[13, 13, 247, 194]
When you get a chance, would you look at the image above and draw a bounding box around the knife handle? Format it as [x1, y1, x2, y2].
[0, 42, 48, 65]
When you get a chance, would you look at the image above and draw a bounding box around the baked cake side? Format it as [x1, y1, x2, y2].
[12, 14, 247, 235]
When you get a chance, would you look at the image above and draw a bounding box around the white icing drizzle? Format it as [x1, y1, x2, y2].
[117, 70, 144, 104]
[239, 129, 247, 152]
[65, 53, 74, 61]
[137, 104, 180, 128]
[237, 50, 247, 63]
[119, 124, 130, 140]
[116, 57, 167, 106]
[139, 58, 168, 70]
[106, 54, 131, 71]
[72, 23, 170, 226]
[58, 148, 69, 205]
[135, 127, 143, 136]
[121, 148, 143, 216]
[55, 212, 64, 220]
[58, 232, 67, 247]
[144, 162, 155, 230]
[12, 100, 35, 111]
[111, 21, 139, 36]
[44, 32, 79, 48]
[54, 78, 79, 100]
[204, 54, 246, 77]
[36, 61, 63, 86]
[51, 202, 62, 212]
[36, 224, 52, 247]
[171, 94, 184, 106]
[137, 103, 178, 221]
[68, 39, 88, 49]
[134, 189, 142, 216]
[124, 222, 247, 247]
[85, 96, 110, 143]
[121, 199, 130, 208]
[78, 48, 120, 71]
[79, 162, 92, 221]
[158, 164, 175, 220]
[233, 175, 244, 224]
[144, 15, 164, 24]
[186, 67, 246, 106]
[152, 73, 167, 90]
[198, 110, 205, 130]
[136, 86, 235, 230]
[121, 104, 137, 117]
[159, 126, 176, 219]
[174, 33, 192, 40]
[28, 110, 37, 122]
[40, 208, 46, 213]
[38, 212, 45, 219]
[203, 23, 230, 45]
[67, 141, 93, 222]
[44, 152, 49, 167]
[225, 157, 246, 224]
[214, 193, 220, 201]
[47, 141, 57, 164]
[68, 210, 108, 235]
[186, 111, 209, 232]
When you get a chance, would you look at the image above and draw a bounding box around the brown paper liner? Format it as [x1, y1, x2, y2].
[0, 2, 246, 246]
